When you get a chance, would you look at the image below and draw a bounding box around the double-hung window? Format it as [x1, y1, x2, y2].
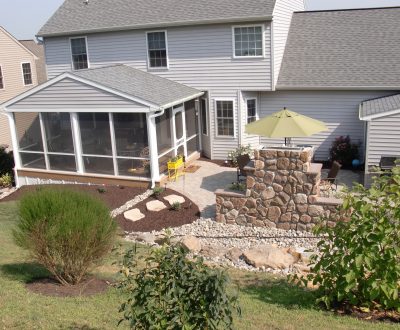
[246, 99, 257, 124]
[233, 26, 264, 57]
[21, 63, 33, 85]
[147, 31, 168, 68]
[0, 66, 3, 89]
[70, 37, 89, 70]
[216, 100, 234, 137]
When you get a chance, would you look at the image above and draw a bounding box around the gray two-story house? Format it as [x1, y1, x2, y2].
[2, 0, 400, 187]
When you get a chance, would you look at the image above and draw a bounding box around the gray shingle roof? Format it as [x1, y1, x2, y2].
[360, 93, 400, 119]
[72, 65, 202, 107]
[277, 7, 400, 89]
[38, 0, 276, 37]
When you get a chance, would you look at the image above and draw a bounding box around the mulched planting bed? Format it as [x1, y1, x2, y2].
[116, 189, 200, 232]
[26, 276, 110, 297]
[1, 184, 146, 210]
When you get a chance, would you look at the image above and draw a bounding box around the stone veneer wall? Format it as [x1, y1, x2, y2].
[215, 148, 342, 231]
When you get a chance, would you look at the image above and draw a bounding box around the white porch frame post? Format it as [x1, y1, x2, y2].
[109, 113, 119, 176]
[195, 98, 202, 151]
[171, 108, 177, 156]
[38, 113, 50, 170]
[7, 113, 21, 187]
[181, 103, 188, 158]
[146, 112, 160, 185]
[70, 112, 84, 173]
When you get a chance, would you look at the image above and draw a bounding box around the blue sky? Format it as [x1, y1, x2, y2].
[1, 0, 400, 39]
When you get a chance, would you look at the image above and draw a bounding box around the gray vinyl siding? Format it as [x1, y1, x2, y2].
[8, 78, 149, 111]
[44, 23, 273, 160]
[272, 0, 304, 87]
[259, 90, 395, 160]
[366, 113, 400, 169]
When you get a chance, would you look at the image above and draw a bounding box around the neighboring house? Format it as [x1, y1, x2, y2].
[1, 0, 400, 188]
[0, 26, 47, 149]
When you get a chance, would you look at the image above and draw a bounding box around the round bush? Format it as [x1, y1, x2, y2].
[13, 187, 117, 285]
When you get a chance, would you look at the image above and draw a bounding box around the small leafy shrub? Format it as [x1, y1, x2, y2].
[293, 166, 400, 311]
[0, 173, 12, 188]
[152, 186, 164, 197]
[227, 145, 253, 167]
[13, 188, 117, 285]
[118, 241, 240, 329]
[170, 201, 181, 211]
[329, 135, 359, 167]
[0, 146, 14, 183]
[97, 187, 106, 194]
[229, 182, 246, 192]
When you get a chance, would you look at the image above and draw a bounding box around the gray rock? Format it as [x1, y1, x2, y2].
[243, 245, 297, 269]
[181, 235, 202, 253]
[225, 247, 243, 262]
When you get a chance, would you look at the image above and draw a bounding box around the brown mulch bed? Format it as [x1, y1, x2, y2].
[335, 306, 400, 324]
[0, 184, 146, 210]
[116, 189, 200, 232]
[26, 276, 110, 297]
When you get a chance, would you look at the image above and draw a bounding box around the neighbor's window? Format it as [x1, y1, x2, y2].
[0, 66, 4, 89]
[147, 31, 168, 68]
[247, 99, 257, 123]
[22, 63, 33, 85]
[70, 37, 89, 70]
[233, 26, 263, 57]
[216, 100, 234, 136]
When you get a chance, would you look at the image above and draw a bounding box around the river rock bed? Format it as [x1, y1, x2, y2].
[125, 218, 322, 274]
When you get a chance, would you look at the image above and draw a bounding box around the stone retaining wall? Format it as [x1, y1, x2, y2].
[215, 148, 342, 231]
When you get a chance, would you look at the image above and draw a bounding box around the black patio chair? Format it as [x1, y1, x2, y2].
[321, 161, 342, 192]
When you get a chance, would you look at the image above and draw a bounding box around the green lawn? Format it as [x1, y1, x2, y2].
[0, 201, 398, 329]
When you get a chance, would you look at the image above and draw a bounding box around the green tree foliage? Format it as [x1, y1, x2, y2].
[294, 166, 400, 311]
[13, 188, 117, 285]
[118, 241, 240, 329]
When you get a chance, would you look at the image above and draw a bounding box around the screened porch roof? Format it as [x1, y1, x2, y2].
[2, 64, 203, 112]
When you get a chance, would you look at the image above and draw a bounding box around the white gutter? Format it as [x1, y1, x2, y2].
[160, 92, 204, 110]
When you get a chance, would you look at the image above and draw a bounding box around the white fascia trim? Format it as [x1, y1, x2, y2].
[37, 16, 274, 37]
[160, 92, 204, 110]
[276, 86, 400, 91]
[2, 72, 160, 111]
[360, 107, 400, 121]
[7, 108, 151, 113]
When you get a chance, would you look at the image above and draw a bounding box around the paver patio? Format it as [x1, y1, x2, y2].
[166, 160, 236, 218]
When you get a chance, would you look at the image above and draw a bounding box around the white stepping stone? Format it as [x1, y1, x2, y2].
[163, 194, 186, 206]
[146, 200, 167, 212]
[124, 208, 145, 222]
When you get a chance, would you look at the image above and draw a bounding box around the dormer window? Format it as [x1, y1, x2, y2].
[146, 31, 168, 69]
[233, 25, 264, 58]
[70, 37, 89, 70]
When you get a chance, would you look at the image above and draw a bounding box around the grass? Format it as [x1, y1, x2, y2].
[0, 201, 399, 329]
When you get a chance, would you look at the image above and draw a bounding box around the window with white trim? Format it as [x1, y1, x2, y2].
[147, 31, 168, 68]
[70, 37, 89, 70]
[246, 99, 257, 123]
[216, 100, 234, 137]
[233, 26, 263, 57]
[22, 63, 33, 85]
[0, 66, 4, 89]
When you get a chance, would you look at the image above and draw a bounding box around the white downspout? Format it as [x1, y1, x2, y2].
[147, 108, 165, 188]
[5, 112, 21, 187]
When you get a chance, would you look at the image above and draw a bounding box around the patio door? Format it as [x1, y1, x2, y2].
[172, 104, 186, 157]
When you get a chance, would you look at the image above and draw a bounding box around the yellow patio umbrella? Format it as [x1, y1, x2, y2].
[245, 107, 328, 145]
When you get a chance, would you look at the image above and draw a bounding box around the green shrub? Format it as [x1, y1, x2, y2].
[170, 201, 181, 211]
[227, 145, 253, 167]
[329, 135, 360, 167]
[0, 173, 12, 188]
[97, 187, 106, 194]
[229, 182, 246, 192]
[13, 188, 117, 286]
[118, 241, 240, 329]
[293, 166, 400, 311]
[152, 186, 164, 197]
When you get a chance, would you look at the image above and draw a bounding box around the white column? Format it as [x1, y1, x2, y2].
[109, 113, 119, 176]
[146, 112, 160, 185]
[181, 103, 188, 158]
[195, 98, 202, 151]
[70, 112, 84, 174]
[38, 113, 50, 170]
[6, 113, 21, 187]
